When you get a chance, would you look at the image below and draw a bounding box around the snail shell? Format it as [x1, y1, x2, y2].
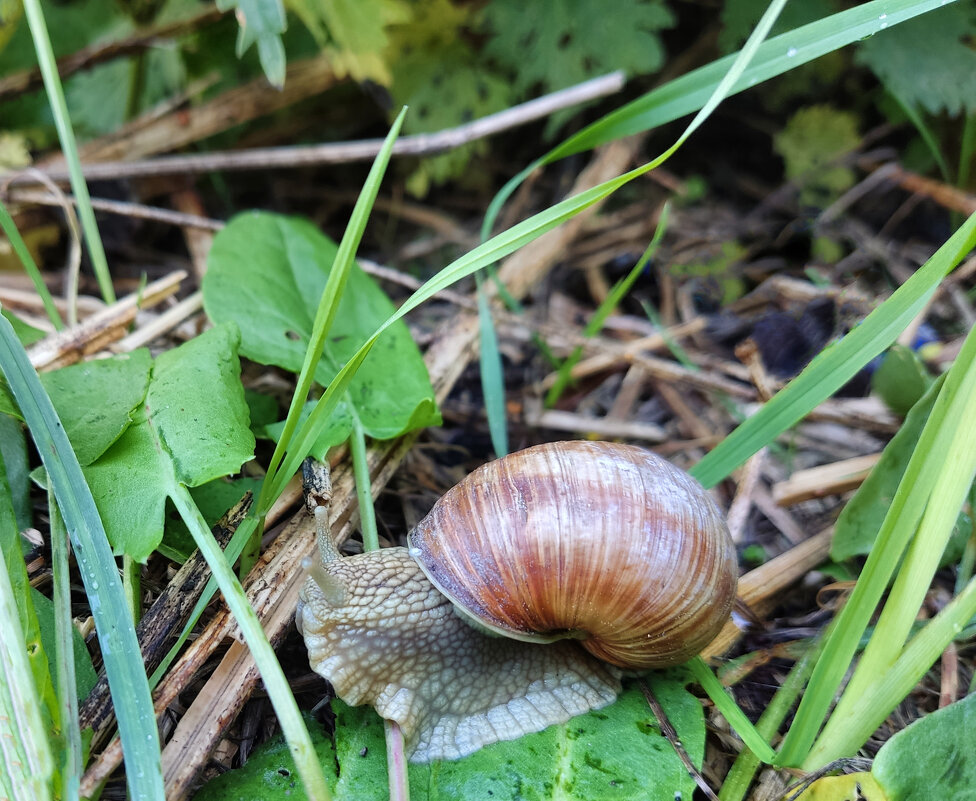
[407, 440, 737, 669]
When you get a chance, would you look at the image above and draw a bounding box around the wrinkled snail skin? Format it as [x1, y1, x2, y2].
[298, 548, 622, 763]
[297, 440, 737, 762]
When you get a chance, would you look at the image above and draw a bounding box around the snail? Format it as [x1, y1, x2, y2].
[297, 440, 737, 763]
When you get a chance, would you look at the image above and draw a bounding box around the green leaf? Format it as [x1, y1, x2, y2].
[193, 679, 703, 801]
[872, 692, 976, 800]
[1, 310, 46, 346]
[204, 212, 440, 453]
[872, 345, 933, 416]
[83, 324, 255, 562]
[287, 0, 408, 83]
[31, 588, 97, 699]
[480, 0, 674, 97]
[774, 105, 860, 208]
[40, 349, 152, 466]
[216, 0, 287, 88]
[0, 413, 31, 530]
[857, 2, 976, 116]
[831, 374, 971, 566]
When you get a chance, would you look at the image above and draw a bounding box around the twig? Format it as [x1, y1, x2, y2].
[0, 7, 225, 100]
[8, 72, 626, 185]
[638, 679, 719, 801]
[26, 270, 187, 370]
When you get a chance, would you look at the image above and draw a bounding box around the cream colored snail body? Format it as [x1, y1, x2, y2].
[297, 441, 737, 763]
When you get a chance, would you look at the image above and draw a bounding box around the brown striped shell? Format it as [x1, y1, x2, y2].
[407, 440, 737, 669]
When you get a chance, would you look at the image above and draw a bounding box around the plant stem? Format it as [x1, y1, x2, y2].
[21, 0, 116, 304]
[350, 417, 379, 553]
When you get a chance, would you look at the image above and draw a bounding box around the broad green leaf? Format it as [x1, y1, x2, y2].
[204, 212, 440, 453]
[84, 324, 255, 562]
[262, 401, 352, 462]
[774, 105, 860, 208]
[872, 692, 976, 800]
[216, 0, 287, 88]
[857, 2, 976, 116]
[872, 345, 933, 416]
[40, 349, 152, 466]
[194, 679, 703, 801]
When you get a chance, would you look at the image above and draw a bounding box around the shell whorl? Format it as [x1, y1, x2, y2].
[407, 441, 738, 669]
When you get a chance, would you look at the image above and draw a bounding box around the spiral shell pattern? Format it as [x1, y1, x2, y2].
[408, 441, 737, 669]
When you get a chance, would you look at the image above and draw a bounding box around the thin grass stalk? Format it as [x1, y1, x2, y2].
[0, 202, 63, 330]
[20, 0, 115, 304]
[259, 109, 407, 511]
[687, 657, 775, 763]
[546, 206, 669, 406]
[0, 545, 53, 801]
[718, 636, 824, 801]
[167, 484, 332, 801]
[0, 310, 163, 801]
[804, 324, 976, 756]
[475, 270, 509, 457]
[49, 495, 81, 801]
[805, 573, 976, 768]
[350, 416, 379, 553]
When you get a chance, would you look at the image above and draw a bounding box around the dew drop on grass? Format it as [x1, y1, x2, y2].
[786, 46, 798, 58]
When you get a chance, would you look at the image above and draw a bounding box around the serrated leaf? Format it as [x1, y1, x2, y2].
[287, 0, 408, 83]
[203, 212, 440, 453]
[390, 40, 514, 188]
[857, 3, 976, 116]
[480, 0, 674, 97]
[83, 324, 255, 561]
[872, 692, 976, 800]
[193, 678, 703, 801]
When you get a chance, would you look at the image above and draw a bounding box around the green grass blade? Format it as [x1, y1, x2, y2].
[692, 210, 976, 490]
[546, 204, 669, 407]
[805, 574, 976, 769]
[0, 311, 163, 801]
[0, 545, 53, 801]
[21, 0, 115, 304]
[688, 657, 776, 763]
[482, 0, 946, 239]
[0, 202, 63, 330]
[350, 415, 380, 552]
[168, 486, 332, 801]
[259, 108, 407, 513]
[49, 496, 82, 800]
[548, 0, 949, 161]
[802, 323, 976, 766]
[476, 271, 509, 456]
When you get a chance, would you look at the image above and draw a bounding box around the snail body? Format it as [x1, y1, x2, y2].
[298, 441, 737, 762]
